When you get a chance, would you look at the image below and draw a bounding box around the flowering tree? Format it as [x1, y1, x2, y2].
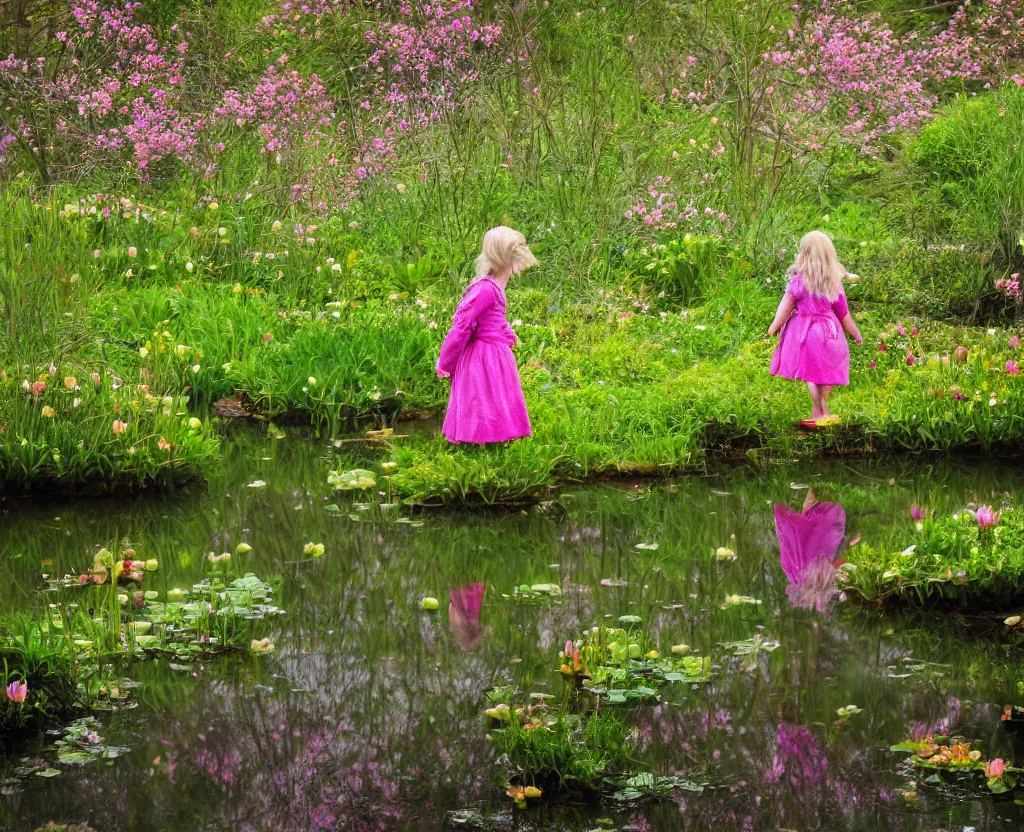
[0, 1, 201, 180]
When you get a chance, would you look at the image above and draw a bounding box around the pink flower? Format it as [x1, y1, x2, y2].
[112, 419, 127, 435]
[984, 758, 1005, 779]
[869, 360, 877, 369]
[1007, 360, 1020, 376]
[878, 341, 887, 352]
[5, 680, 27, 704]
[906, 350, 915, 366]
[92, 372, 101, 386]
[896, 322, 907, 337]
[30, 380, 46, 397]
[910, 505, 925, 522]
[1010, 336, 1021, 349]
[976, 505, 998, 529]
[158, 436, 171, 451]
[911, 327, 918, 336]
[263, 333, 272, 343]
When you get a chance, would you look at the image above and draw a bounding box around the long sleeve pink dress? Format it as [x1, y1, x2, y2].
[436, 277, 531, 445]
[770, 274, 851, 386]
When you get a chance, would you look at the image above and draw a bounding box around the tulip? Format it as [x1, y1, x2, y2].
[910, 505, 925, 522]
[112, 419, 127, 435]
[984, 758, 1005, 779]
[976, 505, 998, 529]
[5, 680, 27, 704]
[41, 405, 55, 418]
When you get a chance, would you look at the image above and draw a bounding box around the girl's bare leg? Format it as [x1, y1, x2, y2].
[820, 385, 834, 417]
[806, 383, 823, 421]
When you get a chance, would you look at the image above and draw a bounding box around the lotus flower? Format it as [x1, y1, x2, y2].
[976, 505, 998, 529]
[5, 680, 27, 704]
[984, 758, 1005, 779]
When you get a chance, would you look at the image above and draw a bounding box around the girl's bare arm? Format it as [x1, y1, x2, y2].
[841, 313, 863, 344]
[767, 294, 796, 336]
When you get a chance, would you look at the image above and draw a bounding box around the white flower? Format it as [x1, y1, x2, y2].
[185, 262, 194, 273]
[272, 220, 282, 232]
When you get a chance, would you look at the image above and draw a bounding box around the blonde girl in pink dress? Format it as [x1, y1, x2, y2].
[436, 226, 538, 444]
[768, 231, 863, 426]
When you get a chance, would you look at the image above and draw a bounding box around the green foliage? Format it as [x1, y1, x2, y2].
[627, 236, 728, 305]
[846, 508, 1024, 606]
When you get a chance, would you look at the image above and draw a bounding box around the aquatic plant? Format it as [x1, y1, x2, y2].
[891, 735, 1021, 794]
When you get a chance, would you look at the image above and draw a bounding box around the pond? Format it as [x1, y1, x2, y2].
[1, 430, 1023, 831]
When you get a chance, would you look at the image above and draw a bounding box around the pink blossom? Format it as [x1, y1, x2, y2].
[976, 505, 998, 529]
[910, 505, 925, 522]
[5, 680, 27, 704]
[1007, 360, 1020, 375]
[1010, 335, 1021, 349]
[984, 758, 1006, 779]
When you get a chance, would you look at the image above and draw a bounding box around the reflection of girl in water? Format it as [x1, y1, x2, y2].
[448, 583, 485, 651]
[774, 489, 846, 612]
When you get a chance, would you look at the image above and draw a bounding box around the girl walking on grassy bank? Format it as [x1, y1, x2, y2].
[436, 226, 537, 444]
[768, 231, 863, 426]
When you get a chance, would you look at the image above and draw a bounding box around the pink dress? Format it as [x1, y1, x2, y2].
[436, 277, 531, 444]
[770, 274, 850, 386]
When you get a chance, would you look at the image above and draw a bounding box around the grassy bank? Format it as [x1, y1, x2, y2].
[2, 1, 1024, 496]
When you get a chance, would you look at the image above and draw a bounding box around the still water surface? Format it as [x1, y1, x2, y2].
[2, 432, 1023, 831]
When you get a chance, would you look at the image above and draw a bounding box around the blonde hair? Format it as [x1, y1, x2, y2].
[788, 230, 847, 302]
[474, 226, 538, 278]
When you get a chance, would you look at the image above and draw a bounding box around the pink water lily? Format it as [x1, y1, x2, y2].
[5, 680, 27, 704]
[976, 505, 998, 529]
[984, 758, 1005, 779]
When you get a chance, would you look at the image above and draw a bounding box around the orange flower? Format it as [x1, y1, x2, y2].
[112, 419, 127, 435]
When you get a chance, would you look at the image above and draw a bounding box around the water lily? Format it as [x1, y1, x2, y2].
[5, 680, 27, 704]
[984, 758, 1005, 779]
[250, 638, 275, 655]
[976, 505, 998, 529]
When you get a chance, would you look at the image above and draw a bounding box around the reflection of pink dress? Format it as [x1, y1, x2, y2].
[770, 274, 851, 386]
[774, 502, 845, 612]
[449, 583, 485, 652]
[436, 277, 531, 445]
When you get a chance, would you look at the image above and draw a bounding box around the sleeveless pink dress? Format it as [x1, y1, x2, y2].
[436, 277, 531, 444]
[770, 274, 850, 386]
